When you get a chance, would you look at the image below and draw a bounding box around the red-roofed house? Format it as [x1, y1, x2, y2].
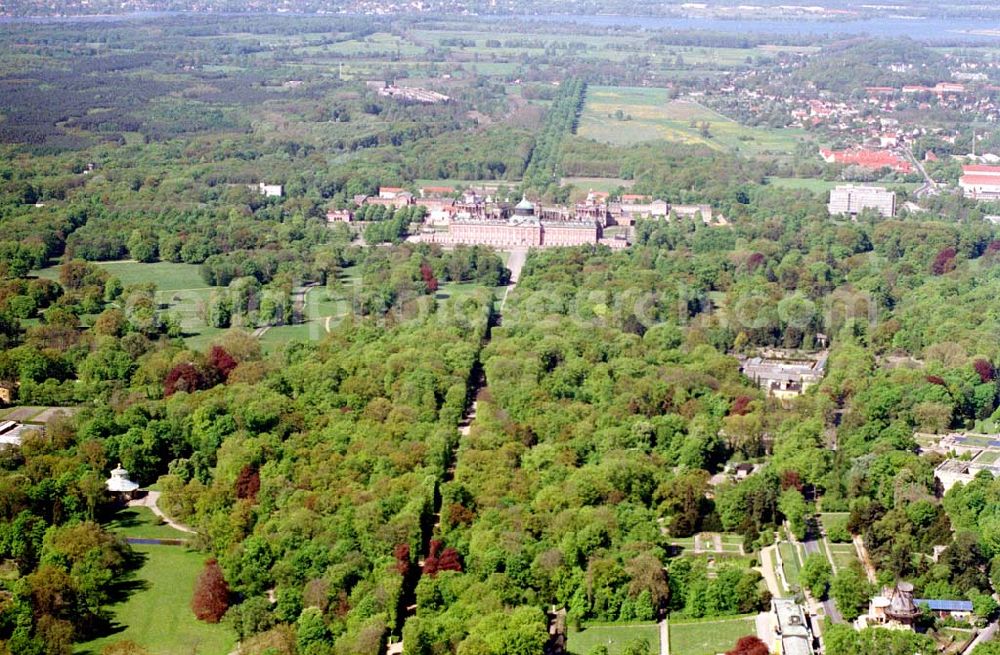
[819, 148, 912, 174]
[960, 165, 1000, 200]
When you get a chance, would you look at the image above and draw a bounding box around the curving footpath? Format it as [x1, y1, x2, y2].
[128, 490, 196, 534]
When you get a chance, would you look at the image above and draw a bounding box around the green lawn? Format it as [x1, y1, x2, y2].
[34, 260, 229, 350]
[778, 542, 802, 588]
[828, 544, 860, 571]
[669, 616, 757, 655]
[578, 86, 807, 156]
[75, 545, 234, 655]
[75, 506, 226, 654]
[567, 623, 660, 655]
[819, 513, 851, 543]
[35, 260, 207, 292]
[102, 506, 189, 541]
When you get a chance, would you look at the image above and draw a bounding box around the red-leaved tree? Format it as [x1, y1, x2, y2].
[730, 395, 752, 416]
[931, 247, 957, 275]
[420, 262, 439, 293]
[780, 470, 803, 491]
[726, 635, 769, 655]
[926, 375, 946, 386]
[191, 558, 229, 623]
[394, 543, 411, 576]
[974, 358, 996, 383]
[423, 540, 462, 577]
[207, 345, 238, 382]
[234, 465, 260, 501]
[164, 362, 203, 396]
[746, 252, 765, 272]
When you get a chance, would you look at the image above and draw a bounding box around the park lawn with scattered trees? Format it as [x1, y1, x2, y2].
[74, 546, 236, 655]
[566, 623, 660, 655]
[669, 616, 758, 655]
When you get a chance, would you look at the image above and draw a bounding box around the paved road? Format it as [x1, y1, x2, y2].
[903, 146, 939, 198]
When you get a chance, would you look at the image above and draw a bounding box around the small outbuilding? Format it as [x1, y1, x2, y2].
[106, 463, 140, 501]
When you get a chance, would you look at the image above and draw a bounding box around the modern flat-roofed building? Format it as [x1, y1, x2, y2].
[827, 185, 896, 218]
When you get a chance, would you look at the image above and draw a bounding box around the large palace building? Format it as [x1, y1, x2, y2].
[421, 197, 627, 249]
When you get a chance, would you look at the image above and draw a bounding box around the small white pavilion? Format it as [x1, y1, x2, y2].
[106, 463, 140, 500]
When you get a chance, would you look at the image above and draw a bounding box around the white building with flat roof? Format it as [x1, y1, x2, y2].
[772, 598, 814, 655]
[828, 185, 895, 218]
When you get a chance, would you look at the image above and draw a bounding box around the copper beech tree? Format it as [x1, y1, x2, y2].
[192, 558, 230, 623]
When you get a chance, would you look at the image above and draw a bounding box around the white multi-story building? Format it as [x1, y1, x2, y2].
[827, 185, 895, 218]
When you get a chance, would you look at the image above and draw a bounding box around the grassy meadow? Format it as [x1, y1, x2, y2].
[567, 623, 660, 655]
[76, 508, 233, 655]
[578, 86, 807, 156]
[669, 616, 758, 655]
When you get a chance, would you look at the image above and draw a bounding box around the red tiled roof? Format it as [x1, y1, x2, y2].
[821, 148, 912, 173]
[962, 165, 1000, 175]
[421, 186, 455, 193]
[960, 175, 1000, 186]
[379, 186, 404, 193]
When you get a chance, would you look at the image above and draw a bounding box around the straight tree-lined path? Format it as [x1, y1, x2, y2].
[388, 249, 526, 655]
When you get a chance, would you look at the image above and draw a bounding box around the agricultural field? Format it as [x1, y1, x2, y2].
[566, 623, 660, 655]
[76, 509, 233, 655]
[578, 86, 807, 156]
[669, 616, 757, 655]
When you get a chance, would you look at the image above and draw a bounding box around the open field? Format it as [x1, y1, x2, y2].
[36, 260, 206, 292]
[35, 260, 227, 348]
[669, 616, 757, 655]
[578, 86, 807, 156]
[567, 623, 660, 655]
[77, 508, 232, 655]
